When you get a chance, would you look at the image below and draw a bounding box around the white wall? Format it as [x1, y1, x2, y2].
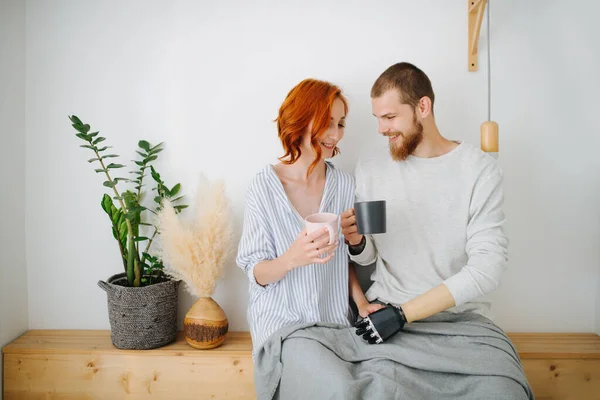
[24, 0, 599, 334]
[1, 0, 28, 395]
[487, 0, 600, 333]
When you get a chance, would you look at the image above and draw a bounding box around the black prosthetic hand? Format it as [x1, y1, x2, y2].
[355, 305, 407, 344]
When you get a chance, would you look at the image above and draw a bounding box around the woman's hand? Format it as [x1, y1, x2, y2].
[357, 301, 385, 318]
[282, 227, 338, 270]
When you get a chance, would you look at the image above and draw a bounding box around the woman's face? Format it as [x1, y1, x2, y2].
[301, 97, 346, 160]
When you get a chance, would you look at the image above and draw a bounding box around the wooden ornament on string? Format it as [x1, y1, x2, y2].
[468, 0, 498, 158]
[481, 120, 498, 157]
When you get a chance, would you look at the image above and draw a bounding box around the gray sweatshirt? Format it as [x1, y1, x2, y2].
[349, 141, 508, 319]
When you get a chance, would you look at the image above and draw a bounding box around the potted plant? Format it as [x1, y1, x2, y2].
[69, 115, 187, 350]
[155, 175, 233, 349]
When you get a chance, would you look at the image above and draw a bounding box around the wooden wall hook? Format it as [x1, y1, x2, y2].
[468, 0, 488, 71]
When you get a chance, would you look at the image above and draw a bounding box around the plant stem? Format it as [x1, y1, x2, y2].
[141, 228, 158, 266]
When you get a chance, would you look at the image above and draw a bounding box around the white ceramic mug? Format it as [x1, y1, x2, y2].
[304, 212, 339, 244]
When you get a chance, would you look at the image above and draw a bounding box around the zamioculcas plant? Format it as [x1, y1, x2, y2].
[69, 115, 187, 287]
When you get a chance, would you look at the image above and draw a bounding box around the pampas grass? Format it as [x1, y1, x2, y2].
[155, 175, 233, 298]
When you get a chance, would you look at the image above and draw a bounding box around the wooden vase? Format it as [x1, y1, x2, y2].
[184, 297, 228, 349]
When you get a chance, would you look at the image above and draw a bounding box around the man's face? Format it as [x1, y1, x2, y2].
[371, 89, 423, 161]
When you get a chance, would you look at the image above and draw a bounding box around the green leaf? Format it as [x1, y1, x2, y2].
[111, 210, 121, 225]
[171, 196, 184, 203]
[101, 194, 113, 214]
[138, 140, 151, 151]
[170, 184, 181, 196]
[73, 123, 91, 134]
[102, 154, 119, 159]
[96, 146, 112, 152]
[139, 222, 153, 227]
[113, 195, 123, 200]
[75, 133, 89, 141]
[69, 115, 83, 125]
[80, 145, 95, 150]
[150, 142, 164, 151]
[113, 177, 129, 183]
[134, 161, 144, 167]
[87, 157, 100, 163]
[107, 163, 125, 169]
[93, 137, 106, 145]
[103, 180, 117, 188]
[145, 155, 158, 162]
[174, 205, 188, 212]
[150, 166, 161, 181]
[136, 151, 147, 158]
[154, 196, 162, 203]
[133, 237, 149, 242]
[94, 168, 105, 173]
[88, 131, 99, 138]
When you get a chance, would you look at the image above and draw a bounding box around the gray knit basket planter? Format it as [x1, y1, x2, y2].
[98, 272, 181, 350]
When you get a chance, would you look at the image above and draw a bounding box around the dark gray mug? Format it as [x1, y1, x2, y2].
[354, 200, 386, 234]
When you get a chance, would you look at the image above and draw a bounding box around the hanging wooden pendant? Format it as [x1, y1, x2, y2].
[481, 120, 498, 157]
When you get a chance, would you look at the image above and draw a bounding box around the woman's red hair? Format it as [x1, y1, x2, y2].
[276, 79, 348, 176]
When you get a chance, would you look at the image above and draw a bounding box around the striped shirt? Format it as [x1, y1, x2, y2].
[236, 161, 355, 356]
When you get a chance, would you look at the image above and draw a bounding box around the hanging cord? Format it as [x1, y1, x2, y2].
[487, 0, 491, 121]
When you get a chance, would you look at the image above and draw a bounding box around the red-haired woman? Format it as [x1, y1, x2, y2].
[236, 79, 373, 358]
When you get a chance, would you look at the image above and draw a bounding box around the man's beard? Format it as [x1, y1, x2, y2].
[386, 114, 424, 161]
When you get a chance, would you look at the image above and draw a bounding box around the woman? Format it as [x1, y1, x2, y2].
[236, 78, 377, 357]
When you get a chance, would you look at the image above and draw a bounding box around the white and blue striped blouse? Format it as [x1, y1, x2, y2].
[236, 161, 356, 356]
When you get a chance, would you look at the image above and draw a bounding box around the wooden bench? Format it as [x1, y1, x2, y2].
[3, 330, 599, 399]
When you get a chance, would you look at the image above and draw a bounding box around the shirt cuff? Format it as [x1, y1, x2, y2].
[246, 262, 269, 292]
[348, 236, 376, 266]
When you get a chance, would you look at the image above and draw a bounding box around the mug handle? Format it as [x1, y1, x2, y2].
[324, 224, 335, 245]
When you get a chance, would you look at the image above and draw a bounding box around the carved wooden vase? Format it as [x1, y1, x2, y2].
[184, 297, 228, 349]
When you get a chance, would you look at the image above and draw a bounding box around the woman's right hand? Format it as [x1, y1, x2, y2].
[282, 227, 338, 270]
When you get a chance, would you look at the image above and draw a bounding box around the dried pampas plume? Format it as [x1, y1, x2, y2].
[155, 175, 233, 298]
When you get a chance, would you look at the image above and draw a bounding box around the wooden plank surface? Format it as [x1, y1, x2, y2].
[3, 331, 255, 399]
[3, 352, 254, 400]
[3, 330, 252, 355]
[5, 330, 599, 359]
[508, 333, 600, 360]
[3, 330, 600, 400]
[521, 359, 600, 400]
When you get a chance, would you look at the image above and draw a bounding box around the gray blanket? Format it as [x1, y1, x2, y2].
[254, 312, 533, 400]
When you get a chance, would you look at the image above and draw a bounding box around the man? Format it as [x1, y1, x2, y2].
[342, 61, 508, 329]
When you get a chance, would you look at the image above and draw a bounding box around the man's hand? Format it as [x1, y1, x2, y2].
[341, 208, 363, 246]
